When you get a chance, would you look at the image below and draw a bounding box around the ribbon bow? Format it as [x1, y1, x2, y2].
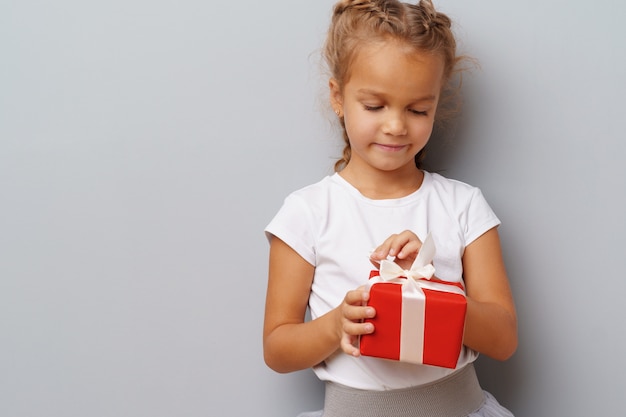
[378, 233, 436, 282]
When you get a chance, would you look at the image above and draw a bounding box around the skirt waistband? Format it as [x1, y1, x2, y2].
[323, 363, 485, 417]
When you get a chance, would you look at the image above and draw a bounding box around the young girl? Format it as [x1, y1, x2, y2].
[264, 1, 517, 416]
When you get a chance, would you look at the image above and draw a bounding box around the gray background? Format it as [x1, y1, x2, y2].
[1, 1, 625, 416]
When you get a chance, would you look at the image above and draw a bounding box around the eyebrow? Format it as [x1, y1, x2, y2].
[356, 88, 437, 102]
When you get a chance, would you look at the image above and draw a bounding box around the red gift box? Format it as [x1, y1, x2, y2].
[359, 272, 466, 368]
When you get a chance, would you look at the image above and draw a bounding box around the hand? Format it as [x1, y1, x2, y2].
[336, 286, 376, 357]
[369, 230, 423, 270]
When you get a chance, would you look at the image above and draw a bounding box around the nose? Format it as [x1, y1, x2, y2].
[382, 112, 407, 136]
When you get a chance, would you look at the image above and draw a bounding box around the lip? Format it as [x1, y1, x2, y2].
[374, 143, 407, 152]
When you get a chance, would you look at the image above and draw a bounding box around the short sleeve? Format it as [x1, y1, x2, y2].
[463, 187, 501, 246]
[264, 193, 317, 266]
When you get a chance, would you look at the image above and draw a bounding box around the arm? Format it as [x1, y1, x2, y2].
[462, 227, 518, 360]
[263, 237, 374, 373]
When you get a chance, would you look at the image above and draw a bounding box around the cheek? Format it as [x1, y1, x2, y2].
[345, 112, 377, 139]
[345, 120, 375, 145]
[413, 118, 435, 139]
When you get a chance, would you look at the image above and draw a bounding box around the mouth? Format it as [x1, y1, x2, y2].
[374, 143, 407, 152]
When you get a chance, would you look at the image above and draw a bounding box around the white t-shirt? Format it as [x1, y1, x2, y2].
[265, 171, 500, 390]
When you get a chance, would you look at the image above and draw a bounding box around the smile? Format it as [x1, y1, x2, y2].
[374, 143, 407, 152]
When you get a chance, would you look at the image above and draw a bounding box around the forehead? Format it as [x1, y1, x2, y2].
[344, 40, 445, 99]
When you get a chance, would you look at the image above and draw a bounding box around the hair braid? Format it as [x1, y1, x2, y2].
[334, 119, 352, 173]
[333, 0, 395, 20]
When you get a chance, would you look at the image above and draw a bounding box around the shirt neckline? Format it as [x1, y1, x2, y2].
[330, 171, 431, 207]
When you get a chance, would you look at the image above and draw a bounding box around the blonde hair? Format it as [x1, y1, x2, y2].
[324, 0, 464, 171]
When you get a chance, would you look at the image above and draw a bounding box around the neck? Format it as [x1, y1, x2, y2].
[339, 163, 424, 199]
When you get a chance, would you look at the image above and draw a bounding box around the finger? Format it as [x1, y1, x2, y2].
[393, 231, 422, 257]
[395, 239, 422, 260]
[343, 319, 374, 337]
[372, 231, 422, 260]
[341, 333, 360, 356]
[369, 258, 381, 268]
[370, 233, 399, 260]
[342, 304, 376, 322]
[341, 322, 374, 356]
[343, 288, 370, 306]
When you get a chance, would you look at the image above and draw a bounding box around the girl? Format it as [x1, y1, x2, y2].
[264, 1, 517, 416]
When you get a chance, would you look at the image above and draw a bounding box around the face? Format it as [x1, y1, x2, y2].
[330, 40, 445, 176]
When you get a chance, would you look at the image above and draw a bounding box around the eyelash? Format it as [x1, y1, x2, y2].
[363, 105, 428, 116]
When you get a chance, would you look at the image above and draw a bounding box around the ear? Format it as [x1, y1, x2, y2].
[329, 78, 343, 114]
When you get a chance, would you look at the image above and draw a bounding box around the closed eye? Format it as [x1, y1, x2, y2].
[363, 105, 383, 111]
[409, 109, 428, 116]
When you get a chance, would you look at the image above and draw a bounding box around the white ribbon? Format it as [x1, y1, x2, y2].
[378, 233, 436, 283]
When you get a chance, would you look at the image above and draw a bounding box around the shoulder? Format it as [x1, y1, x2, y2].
[282, 174, 352, 209]
[266, 174, 352, 265]
[287, 175, 335, 199]
[423, 171, 499, 225]
[423, 171, 500, 246]
[425, 171, 484, 202]
[267, 175, 339, 230]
